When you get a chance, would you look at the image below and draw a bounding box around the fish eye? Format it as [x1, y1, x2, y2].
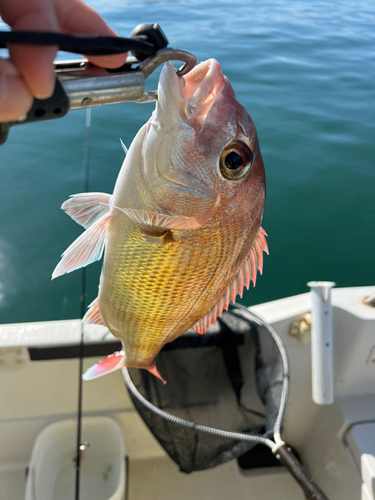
[220, 140, 254, 181]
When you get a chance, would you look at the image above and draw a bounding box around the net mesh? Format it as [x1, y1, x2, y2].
[125, 305, 286, 473]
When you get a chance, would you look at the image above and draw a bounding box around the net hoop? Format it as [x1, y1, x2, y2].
[122, 303, 289, 450]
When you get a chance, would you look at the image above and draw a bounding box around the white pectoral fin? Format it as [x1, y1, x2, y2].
[52, 212, 111, 279]
[192, 227, 269, 334]
[61, 192, 112, 228]
[114, 194, 220, 232]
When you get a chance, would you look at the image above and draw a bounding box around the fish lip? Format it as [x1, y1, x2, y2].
[181, 59, 224, 114]
[163, 59, 225, 120]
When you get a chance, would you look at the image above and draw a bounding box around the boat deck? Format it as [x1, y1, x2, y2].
[0, 455, 303, 500]
[128, 456, 303, 500]
[1, 286, 375, 499]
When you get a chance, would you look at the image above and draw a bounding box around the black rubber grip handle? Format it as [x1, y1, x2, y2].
[277, 445, 330, 500]
[0, 79, 69, 145]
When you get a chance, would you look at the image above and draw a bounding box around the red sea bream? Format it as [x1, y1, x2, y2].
[52, 59, 268, 382]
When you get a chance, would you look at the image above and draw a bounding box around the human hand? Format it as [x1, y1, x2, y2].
[0, 0, 127, 121]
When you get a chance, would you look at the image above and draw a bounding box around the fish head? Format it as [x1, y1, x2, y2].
[142, 59, 265, 230]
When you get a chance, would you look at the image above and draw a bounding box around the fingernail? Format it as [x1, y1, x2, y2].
[34, 87, 54, 100]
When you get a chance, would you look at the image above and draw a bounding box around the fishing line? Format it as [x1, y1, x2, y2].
[75, 107, 91, 500]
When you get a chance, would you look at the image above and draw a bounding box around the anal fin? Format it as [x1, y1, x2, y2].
[83, 351, 126, 380]
[83, 297, 106, 326]
[192, 227, 268, 334]
[82, 351, 166, 384]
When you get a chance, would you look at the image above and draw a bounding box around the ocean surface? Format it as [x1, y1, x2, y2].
[0, 0, 374, 324]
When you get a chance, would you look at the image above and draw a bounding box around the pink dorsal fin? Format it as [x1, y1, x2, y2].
[192, 227, 268, 334]
[250, 247, 257, 287]
[258, 227, 269, 254]
[62, 193, 112, 228]
[83, 297, 106, 326]
[114, 194, 220, 231]
[52, 212, 111, 279]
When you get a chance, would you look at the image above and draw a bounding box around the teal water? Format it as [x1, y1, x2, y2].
[0, 0, 374, 324]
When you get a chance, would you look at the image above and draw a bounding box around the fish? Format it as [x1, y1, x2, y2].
[52, 58, 268, 383]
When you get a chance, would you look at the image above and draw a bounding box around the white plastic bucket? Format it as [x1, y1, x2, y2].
[25, 417, 125, 500]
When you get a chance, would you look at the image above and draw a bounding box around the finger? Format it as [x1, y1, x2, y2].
[0, 58, 33, 121]
[1, 0, 59, 98]
[55, 0, 127, 69]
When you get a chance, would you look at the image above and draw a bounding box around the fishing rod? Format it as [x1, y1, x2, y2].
[75, 106, 91, 500]
[0, 23, 197, 145]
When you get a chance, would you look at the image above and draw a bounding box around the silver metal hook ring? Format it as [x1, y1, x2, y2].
[138, 47, 197, 78]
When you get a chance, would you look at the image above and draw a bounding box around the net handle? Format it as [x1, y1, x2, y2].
[276, 445, 330, 500]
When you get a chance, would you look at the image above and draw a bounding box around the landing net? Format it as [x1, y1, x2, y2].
[123, 303, 288, 472]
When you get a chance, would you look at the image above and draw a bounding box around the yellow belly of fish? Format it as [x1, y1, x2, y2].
[99, 221, 229, 368]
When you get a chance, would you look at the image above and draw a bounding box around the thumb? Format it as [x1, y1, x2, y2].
[0, 58, 33, 121]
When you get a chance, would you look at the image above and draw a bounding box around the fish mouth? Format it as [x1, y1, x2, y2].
[180, 59, 225, 119]
[160, 59, 225, 125]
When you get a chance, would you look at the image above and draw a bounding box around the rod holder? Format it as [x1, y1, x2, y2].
[307, 281, 336, 405]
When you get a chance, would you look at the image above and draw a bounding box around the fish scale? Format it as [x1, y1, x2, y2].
[102, 222, 227, 366]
